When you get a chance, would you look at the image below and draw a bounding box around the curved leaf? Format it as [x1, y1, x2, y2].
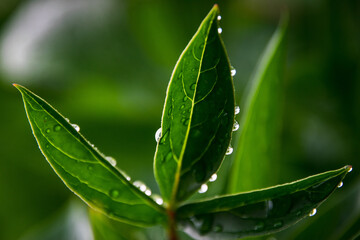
[177, 166, 351, 240]
[154, 4, 235, 205]
[14, 84, 166, 227]
[229, 15, 288, 193]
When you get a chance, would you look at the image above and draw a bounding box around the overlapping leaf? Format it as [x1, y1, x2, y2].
[229, 15, 288, 193]
[154, 5, 235, 205]
[14, 84, 166, 227]
[177, 166, 351, 240]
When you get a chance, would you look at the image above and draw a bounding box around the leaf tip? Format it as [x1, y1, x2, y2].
[13, 83, 23, 92]
[345, 165, 353, 173]
[212, 4, 220, 14]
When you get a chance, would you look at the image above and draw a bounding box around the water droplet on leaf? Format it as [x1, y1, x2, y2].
[105, 156, 117, 167]
[209, 173, 217, 182]
[140, 185, 147, 192]
[337, 181, 343, 188]
[233, 120, 239, 131]
[217, 15, 222, 21]
[309, 208, 317, 217]
[155, 128, 162, 142]
[226, 146, 233, 155]
[133, 181, 147, 192]
[54, 125, 61, 131]
[198, 184, 208, 193]
[235, 106, 240, 115]
[217, 28, 222, 34]
[231, 67, 236, 76]
[110, 189, 120, 198]
[71, 124, 80, 132]
[152, 195, 163, 205]
[145, 189, 152, 196]
[348, 166, 353, 172]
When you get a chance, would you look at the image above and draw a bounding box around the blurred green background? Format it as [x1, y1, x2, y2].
[0, 0, 359, 239]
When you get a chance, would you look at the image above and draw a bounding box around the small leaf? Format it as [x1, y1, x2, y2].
[14, 84, 166, 227]
[229, 15, 288, 193]
[154, 4, 235, 205]
[177, 166, 351, 240]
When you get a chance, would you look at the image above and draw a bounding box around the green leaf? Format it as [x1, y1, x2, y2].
[229, 15, 288, 193]
[14, 84, 166, 227]
[154, 4, 235, 205]
[177, 166, 351, 239]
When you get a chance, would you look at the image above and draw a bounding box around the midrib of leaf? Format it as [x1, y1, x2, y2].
[17, 85, 165, 214]
[168, 10, 216, 208]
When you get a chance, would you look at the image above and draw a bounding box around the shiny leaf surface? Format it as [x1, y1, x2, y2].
[177, 166, 351, 240]
[14, 84, 166, 227]
[154, 5, 235, 205]
[229, 16, 288, 193]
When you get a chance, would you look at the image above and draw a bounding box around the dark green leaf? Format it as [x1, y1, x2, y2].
[14, 84, 166, 227]
[229, 15, 288, 193]
[177, 166, 351, 239]
[154, 4, 235, 205]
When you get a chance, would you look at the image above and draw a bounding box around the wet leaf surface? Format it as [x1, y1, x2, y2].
[154, 4, 235, 205]
[14, 84, 166, 227]
[177, 166, 351, 239]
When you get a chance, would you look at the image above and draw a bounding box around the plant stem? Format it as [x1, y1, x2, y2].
[167, 209, 178, 240]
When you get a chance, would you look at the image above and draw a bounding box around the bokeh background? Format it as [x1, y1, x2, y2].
[0, 0, 359, 239]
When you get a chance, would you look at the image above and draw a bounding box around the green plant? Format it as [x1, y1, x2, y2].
[14, 5, 352, 240]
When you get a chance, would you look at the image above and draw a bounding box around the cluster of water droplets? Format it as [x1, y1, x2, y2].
[217, 15, 223, 34]
[133, 181, 152, 196]
[197, 173, 218, 194]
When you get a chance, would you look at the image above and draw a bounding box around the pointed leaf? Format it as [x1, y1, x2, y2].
[177, 166, 351, 240]
[154, 5, 235, 205]
[14, 84, 166, 227]
[229, 16, 288, 193]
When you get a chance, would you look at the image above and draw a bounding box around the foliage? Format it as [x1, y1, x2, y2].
[12, 4, 355, 240]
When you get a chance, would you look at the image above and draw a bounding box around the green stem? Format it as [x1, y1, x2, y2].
[167, 209, 178, 240]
